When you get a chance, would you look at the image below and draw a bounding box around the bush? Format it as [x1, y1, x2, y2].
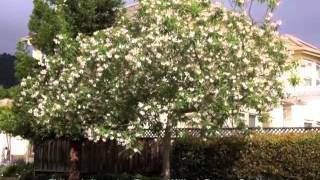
[0, 164, 33, 179]
[171, 133, 320, 179]
[83, 173, 160, 180]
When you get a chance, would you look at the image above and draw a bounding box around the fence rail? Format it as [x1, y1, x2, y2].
[34, 127, 320, 174]
[143, 127, 320, 137]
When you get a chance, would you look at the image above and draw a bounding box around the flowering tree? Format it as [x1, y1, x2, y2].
[18, 0, 291, 179]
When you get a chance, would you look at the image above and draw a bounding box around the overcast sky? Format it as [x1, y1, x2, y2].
[0, 0, 320, 54]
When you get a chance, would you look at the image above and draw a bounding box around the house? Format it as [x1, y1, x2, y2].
[238, 35, 320, 128]
[20, 36, 43, 61]
[265, 35, 320, 128]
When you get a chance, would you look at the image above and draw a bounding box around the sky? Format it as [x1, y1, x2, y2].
[0, 0, 33, 54]
[0, 0, 320, 54]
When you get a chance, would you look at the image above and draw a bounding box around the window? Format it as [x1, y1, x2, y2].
[239, 113, 245, 119]
[304, 122, 312, 128]
[299, 60, 319, 86]
[300, 61, 312, 68]
[316, 65, 320, 86]
[300, 60, 309, 68]
[305, 119, 313, 128]
[283, 105, 291, 121]
[316, 65, 320, 78]
[304, 77, 312, 86]
[249, 114, 256, 128]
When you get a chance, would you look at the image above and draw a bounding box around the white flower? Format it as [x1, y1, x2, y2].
[276, 20, 282, 26]
[139, 110, 145, 116]
[77, 57, 86, 68]
[189, 31, 195, 38]
[21, 81, 27, 87]
[53, 80, 59, 86]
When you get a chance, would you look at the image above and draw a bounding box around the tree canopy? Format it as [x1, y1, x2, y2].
[0, 0, 124, 140]
[28, 0, 64, 55]
[28, 0, 123, 55]
[63, 0, 123, 35]
[15, 41, 39, 81]
[17, 0, 291, 178]
[19, 0, 290, 141]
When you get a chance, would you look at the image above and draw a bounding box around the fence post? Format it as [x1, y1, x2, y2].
[68, 140, 81, 180]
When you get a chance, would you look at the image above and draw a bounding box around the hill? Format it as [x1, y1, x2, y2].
[0, 53, 18, 88]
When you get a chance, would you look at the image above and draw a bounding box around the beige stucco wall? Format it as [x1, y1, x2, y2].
[0, 134, 29, 156]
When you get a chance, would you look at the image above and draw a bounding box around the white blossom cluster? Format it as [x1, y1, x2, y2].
[18, 0, 291, 145]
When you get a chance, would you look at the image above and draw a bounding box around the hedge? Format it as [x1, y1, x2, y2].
[171, 133, 320, 179]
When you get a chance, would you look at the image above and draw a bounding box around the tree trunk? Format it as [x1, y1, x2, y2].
[68, 142, 81, 180]
[162, 118, 172, 180]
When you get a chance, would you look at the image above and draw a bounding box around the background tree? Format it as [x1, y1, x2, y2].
[0, 40, 44, 140]
[19, 0, 290, 179]
[0, 53, 17, 88]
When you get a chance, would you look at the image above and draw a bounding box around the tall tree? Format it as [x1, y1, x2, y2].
[28, 0, 63, 55]
[28, 0, 123, 55]
[15, 41, 39, 81]
[63, 0, 123, 35]
[19, 0, 292, 179]
[1, 0, 124, 139]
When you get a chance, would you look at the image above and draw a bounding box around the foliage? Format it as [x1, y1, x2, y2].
[83, 173, 160, 180]
[20, 0, 289, 178]
[0, 107, 15, 133]
[15, 41, 39, 81]
[0, 163, 158, 180]
[1, 41, 44, 139]
[0, 86, 18, 99]
[171, 136, 244, 179]
[28, 0, 122, 55]
[288, 73, 301, 87]
[1, 171, 159, 180]
[0, 164, 33, 179]
[0, 105, 40, 139]
[62, 0, 123, 35]
[0, 86, 42, 140]
[171, 133, 320, 179]
[28, 0, 64, 55]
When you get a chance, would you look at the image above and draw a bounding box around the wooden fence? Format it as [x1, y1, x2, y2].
[34, 138, 162, 175]
[34, 127, 320, 174]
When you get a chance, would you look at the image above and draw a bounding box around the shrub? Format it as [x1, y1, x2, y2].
[171, 133, 320, 179]
[0, 164, 33, 179]
[82, 173, 160, 180]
